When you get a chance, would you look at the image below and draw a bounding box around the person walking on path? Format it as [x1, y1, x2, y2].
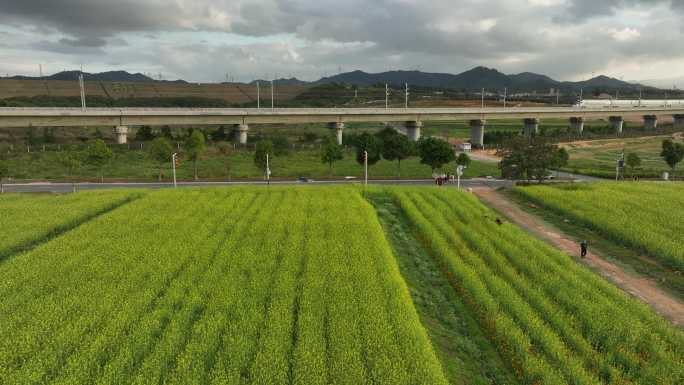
[580, 240, 588, 258]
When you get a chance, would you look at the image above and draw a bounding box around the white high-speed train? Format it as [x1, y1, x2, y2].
[574, 99, 684, 108]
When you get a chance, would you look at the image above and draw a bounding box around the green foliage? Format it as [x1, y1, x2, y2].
[42, 127, 56, 144]
[498, 137, 566, 182]
[0, 160, 8, 181]
[135, 126, 156, 141]
[216, 142, 233, 179]
[456, 153, 471, 167]
[302, 131, 319, 143]
[271, 135, 290, 156]
[254, 139, 274, 173]
[26, 126, 39, 146]
[393, 186, 684, 385]
[184, 130, 206, 180]
[147, 138, 174, 181]
[625, 152, 641, 176]
[660, 139, 684, 173]
[56, 149, 83, 177]
[321, 138, 344, 174]
[552, 147, 569, 169]
[376, 127, 415, 176]
[353, 132, 382, 166]
[0, 95, 232, 108]
[417, 137, 455, 172]
[85, 139, 113, 181]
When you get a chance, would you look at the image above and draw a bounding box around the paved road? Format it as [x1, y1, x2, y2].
[1, 178, 514, 193]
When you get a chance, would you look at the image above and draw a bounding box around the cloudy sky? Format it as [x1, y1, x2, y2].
[1, 0, 683, 83]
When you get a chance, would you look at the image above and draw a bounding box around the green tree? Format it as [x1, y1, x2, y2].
[26, 126, 39, 147]
[497, 137, 565, 183]
[216, 142, 233, 181]
[377, 127, 414, 176]
[0, 160, 8, 193]
[353, 132, 382, 166]
[135, 126, 156, 141]
[42, 127, 56, 144]
[147, 137, 173, 181]
[551, 147, 569, 169]
[57, 149, 83, 179]
[254, 140, 274, 178]
[625, 152, 641, 177]
[456, 152, 472, 167]
[184, 130, 206, 180]
[271, 135, 290, 156]
[417, 137, 455, 173]
[85, 139, 113, 182]
[660, 139, 684, 177]
[321, 138, 344, 175]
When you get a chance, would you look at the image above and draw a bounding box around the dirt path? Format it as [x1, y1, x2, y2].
[472, 187, 684, 327]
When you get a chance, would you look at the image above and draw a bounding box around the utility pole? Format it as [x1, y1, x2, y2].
[364, 150, 368, 186]
[579, 87, 584, 104]
[79, 73, 86, 111]
[405, 82, 409, 109]
[503, 87, 507, 108]
[481, 88, 485, 109]
[556, 89, 560, 105]
[257, 81, 260, 109]
[266, 153, 270, 185]
[615, 152, 624, 181]
[172, 153, 178, 188]
[271, 79, 274, 110]
[456, 165, 465, 190]
[385, 84, 389, 109]
[39, 64, 43, 78]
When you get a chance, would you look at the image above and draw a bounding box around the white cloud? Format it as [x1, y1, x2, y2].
[603, 27, 641, 41]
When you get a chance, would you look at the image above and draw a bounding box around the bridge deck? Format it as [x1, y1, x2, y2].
[1, 107, 683, 127]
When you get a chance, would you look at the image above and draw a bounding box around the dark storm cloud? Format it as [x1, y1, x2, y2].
[0, 0, 183, 45]
[0, 0, 683, 81]
[555, 0, 681, 22]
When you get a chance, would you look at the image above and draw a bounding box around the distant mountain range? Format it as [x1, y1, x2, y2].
[314, 67, 646, 92]
[4, 66, 656, 92]
[248, 77, 309, 86]
[8, 70, 187, 83]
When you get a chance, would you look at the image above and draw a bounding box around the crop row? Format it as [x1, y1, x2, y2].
[0, 187, 447, 384]
[391, 187, 683, 385]
[513, 182, 684, 271]
[0, 190, 141, 260]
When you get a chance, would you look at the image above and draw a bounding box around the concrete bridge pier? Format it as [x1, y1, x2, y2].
[674, 114, 684, 130]
[469, 119, 486, 148]
[114, 126, 129, 144]
[643, 115, 658, 130]
[405, 121, 422, 141]
[235, 124, 249, 145]
[327, 122, 345, 145]
[523, 118, 539, 137]
[569, 117, 584, 135]
[609, 116, 624, 134]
